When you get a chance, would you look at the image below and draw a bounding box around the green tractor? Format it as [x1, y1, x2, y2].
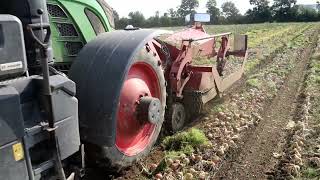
[0, 0, 167, 179]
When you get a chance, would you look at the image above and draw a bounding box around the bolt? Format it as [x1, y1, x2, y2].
[37, 9, 44, 15]
[145, 45, 151, 52]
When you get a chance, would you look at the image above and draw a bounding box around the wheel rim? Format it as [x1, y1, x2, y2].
[174, 112, 183, 125]
[116, 62, 161, 156]
[171, 103, 186, 132]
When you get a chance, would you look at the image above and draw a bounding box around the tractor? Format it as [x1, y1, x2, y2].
[0, 0, 247, 179]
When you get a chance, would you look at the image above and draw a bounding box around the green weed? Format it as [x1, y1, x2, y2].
[266, 81, 278, 94]
[162, 128, 209, 156]
[302, 167, 320, 179]
[211, 104, 226, 113]
[245, 59, 260, 72]
[246, 78, 262, 89]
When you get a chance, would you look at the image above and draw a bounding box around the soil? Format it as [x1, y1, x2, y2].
[213, 40, 315, 180]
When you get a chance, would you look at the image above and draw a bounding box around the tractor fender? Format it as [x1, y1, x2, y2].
[69, 29, 166, 147]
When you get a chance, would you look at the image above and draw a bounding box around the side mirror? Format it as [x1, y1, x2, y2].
[194, 13, 210, 23]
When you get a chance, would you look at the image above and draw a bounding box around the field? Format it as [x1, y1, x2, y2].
[110, 23, 320, 179]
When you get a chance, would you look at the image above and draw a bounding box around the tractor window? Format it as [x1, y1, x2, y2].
[96, 0, 115, 29]
[85, 8, 106, 35]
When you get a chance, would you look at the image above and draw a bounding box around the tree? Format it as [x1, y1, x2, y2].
[295, 5, 318, 22]
[128, 11, 146, 27]
[116, 17, 129, 29]
[146, 11, 161, 27]
[113, 9, 122, 29]
[221, 1, 240, 23]
[273, 0, 297, 9]
[160, 13, 172, 27]
[206, 0, 220, 24]
[246, 0, 272, 23]
[272, 0, 297, 21]
[168, 8, 178, 18]
[177, 0, 199, 18]
[113, 9, 120, 22]
[250, 0, 269, 7]
[168, 8, 184, 26]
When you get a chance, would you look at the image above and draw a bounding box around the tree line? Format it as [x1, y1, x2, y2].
[114, 0, 320, 29]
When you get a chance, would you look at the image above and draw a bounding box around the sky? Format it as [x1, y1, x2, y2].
[108, 0, 318, 18]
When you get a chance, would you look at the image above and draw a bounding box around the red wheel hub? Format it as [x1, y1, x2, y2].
[116, 62, 161, 156]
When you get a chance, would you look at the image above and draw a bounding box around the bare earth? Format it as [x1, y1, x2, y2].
[213, 43, 314, 180]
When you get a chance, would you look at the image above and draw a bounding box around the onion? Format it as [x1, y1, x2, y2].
[184, 173, 194, 180]
[182, 158, 190, 165]
[180, 153, 187, 159]
[216, 147, 225, 156]
[292, 154, 302, 165]
[176, 171, 184, 178]
[240, 113, 249, 119]
[229, 140, 236, 147]
[212, 155, 221, 163]
[222, 143, 229, 150]
[231, 135, 240, 141]
[199, 171, 207, 180]
[218, 112, 225, 118]
[240, 119, 247, 126]
[155, 173, 163, 179]
[195, 155, 203, 162]
[150, 163, 158, 172]
[190, 154, 196, 161]
[171, 163, 180, 171]
[247, 121, 255, 128]
[174, 159, 181, 164]
[297, 140, 304, 146]
[285, 164, 300, 177]
[189, 168, 197, 174]
[166, 158, 174, 166]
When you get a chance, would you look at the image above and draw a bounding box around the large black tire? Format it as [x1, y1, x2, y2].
[99, 49, 166, 169]
[69, 30, 166, 169]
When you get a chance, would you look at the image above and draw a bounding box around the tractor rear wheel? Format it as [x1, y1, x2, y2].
[101, 49, 166, 168]
[69, 30, 166, 170]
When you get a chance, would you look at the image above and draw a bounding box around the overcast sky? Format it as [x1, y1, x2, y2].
[108, 0, 318, 18]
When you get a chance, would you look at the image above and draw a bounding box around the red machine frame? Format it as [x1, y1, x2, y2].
[152, 23, 248, 104]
